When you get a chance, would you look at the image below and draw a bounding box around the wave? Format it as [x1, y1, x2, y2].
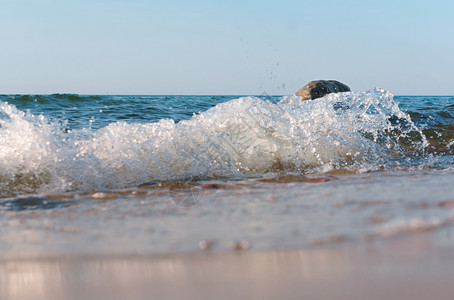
[0, 89, 452, 197]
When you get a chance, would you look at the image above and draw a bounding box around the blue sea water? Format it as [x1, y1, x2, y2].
[1, 94, 277, 130]
[4, 93, 454, 129]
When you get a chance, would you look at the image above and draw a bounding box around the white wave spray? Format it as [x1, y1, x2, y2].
[0, 89, 427, 196]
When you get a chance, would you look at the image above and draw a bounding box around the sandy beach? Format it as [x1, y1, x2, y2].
[2, 234, 454, 300]
[2, 169, 454, 299]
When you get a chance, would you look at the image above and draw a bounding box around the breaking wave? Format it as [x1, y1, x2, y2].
[0, 89, 451, 197]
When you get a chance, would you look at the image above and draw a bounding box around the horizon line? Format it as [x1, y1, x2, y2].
[2, 92, 454, 97]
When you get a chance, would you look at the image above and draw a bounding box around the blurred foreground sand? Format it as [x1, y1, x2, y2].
[1, 235, 453, 300]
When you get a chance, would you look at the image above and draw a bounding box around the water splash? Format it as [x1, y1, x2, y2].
[0, 89, 437, 197]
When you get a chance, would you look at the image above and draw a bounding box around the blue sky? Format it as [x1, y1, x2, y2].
[1, 0, 453, 95]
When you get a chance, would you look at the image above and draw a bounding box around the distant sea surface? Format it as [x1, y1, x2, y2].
[0, 91, 453, 257]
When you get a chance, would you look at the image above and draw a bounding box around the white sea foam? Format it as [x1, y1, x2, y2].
[0, 89, 428, 196]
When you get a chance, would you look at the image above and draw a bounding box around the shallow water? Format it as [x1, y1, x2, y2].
[0, 169, 453, 258]
[0, 91, 453, 257]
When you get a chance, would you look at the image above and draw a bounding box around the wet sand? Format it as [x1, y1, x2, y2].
[2, 169, 454, 299]
[1, 235, 454, 300]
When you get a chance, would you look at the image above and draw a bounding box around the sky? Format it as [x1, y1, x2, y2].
[0, 0, 453, 95]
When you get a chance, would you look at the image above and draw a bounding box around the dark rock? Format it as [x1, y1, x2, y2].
[295, 80, 351, 101]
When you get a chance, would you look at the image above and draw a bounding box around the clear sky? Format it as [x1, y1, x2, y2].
[1, 0, 453, 95]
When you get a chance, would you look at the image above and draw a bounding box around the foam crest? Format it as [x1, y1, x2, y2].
[0, 89, 428, 196]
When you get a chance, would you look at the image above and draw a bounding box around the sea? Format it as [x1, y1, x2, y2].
[0, 89, 453, 257]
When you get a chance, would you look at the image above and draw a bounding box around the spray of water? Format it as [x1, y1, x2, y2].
[0, 89, 429, 197]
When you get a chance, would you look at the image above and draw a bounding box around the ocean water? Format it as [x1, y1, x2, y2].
[0, 90, 453, 257]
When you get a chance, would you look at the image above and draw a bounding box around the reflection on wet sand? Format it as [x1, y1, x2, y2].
[1, 237, 453, 300]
